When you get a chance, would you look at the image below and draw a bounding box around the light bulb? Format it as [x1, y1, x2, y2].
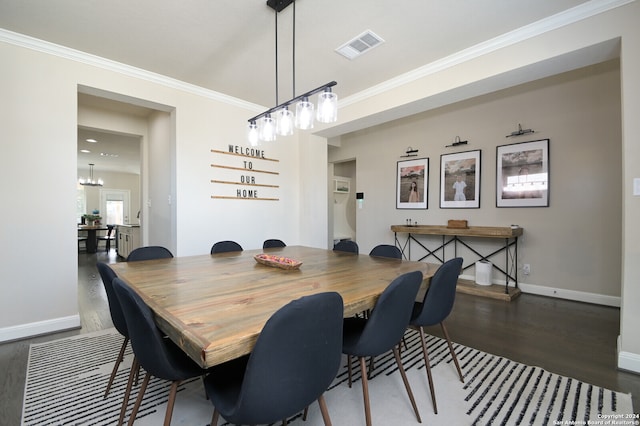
[247, 121, 259, 146]
[295, 97, 314, 130]
[259, 114, 276, 141]
[276, 107, 294, 136]
[316, 89, 338, 123]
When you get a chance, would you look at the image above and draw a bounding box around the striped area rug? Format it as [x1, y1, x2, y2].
[22, 328, 633, 426]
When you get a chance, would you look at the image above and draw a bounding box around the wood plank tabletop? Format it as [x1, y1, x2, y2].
[110, 245, 438, 368]
[391, 224, 523, 238]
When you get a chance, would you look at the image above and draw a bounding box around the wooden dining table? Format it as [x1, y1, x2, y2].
[109, 245, 439, 369]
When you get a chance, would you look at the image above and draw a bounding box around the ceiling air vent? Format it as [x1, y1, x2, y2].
[335, 30, 385, 60]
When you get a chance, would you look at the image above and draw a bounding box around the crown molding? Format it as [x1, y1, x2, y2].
[339, 0, 634, 108]
[0, 28, 264, 113]
[0, 0, 632, 113]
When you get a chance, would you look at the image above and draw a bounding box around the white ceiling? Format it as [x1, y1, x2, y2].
[0, 0, 604, 173]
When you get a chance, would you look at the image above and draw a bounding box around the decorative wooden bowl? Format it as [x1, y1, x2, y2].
[254, 254, 302, 270]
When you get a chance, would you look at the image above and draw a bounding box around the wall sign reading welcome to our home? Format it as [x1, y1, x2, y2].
[210, 145, 280, 201]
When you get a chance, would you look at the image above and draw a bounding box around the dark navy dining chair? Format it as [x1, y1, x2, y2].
[126, 245, 174, 261]
[342, 271, 423, 426]
[333, 240, 359, 254]
[210, 240, 243, 254]
[409, 257, 464, 414]
[112, 277, 206, 426]
[204, 292, 344, 426]
[369, 244, 402, 259]
[96, 262, 130, 398]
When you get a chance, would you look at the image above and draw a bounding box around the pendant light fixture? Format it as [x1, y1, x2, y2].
[247, 0, 338, 144]
[78, 163, 104, 187]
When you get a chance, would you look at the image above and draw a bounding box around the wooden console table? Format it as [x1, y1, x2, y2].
[391, 225, 523, 295]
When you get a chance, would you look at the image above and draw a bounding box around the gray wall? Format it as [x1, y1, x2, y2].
[329, 60, 622, 303]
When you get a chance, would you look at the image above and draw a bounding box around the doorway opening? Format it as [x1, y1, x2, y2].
[330, 159, 357, 245]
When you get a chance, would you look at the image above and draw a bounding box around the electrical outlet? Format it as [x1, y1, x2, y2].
[523, 264, 531, 275]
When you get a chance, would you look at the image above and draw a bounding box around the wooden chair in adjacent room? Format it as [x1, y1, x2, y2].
[97, 224, 116, 252]
[78, 231, 88, 253]
[204, 292, 344, 426]
[342, 271, 423, 426]
[409, 256, 464, 414]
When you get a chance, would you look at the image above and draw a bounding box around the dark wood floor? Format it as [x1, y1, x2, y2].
[0, 251, 637, 425]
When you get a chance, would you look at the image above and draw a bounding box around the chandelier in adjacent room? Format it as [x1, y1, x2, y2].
[78, 163, 104, 187]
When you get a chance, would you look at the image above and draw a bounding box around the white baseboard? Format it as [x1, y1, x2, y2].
[0, 315, 81, 343]
[617, 335, 640, 374]
[459, 274, 621, 307]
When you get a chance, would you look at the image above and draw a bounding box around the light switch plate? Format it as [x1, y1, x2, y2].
[634, 178, 640, 196]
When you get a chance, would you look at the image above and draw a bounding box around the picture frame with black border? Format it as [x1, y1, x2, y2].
[396, 157, 428, 209]
[440, 149, 481, 208]
[496, 139, 549, 207]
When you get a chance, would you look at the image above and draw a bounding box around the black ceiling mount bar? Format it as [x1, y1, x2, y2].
[247, 81, 337, 123]
[266, 0, 294, 13]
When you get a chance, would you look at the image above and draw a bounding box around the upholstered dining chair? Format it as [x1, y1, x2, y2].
[126, 246, 174, 262]
[112, 277, 207, 426]
[96, 262, 131, 398]
[409, 257, 464, 414]
[210, 240, 243, 254]
[97, 224, 116, 252]
[263, 238, 286, 248]
[205, 292, 344, 426]
[342, 271, 423, 426]
[369, 244, 402, 259]
[333, 240, 359, 254]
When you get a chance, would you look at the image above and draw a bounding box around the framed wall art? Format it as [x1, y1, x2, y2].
[334, 179, 350, 193]
[496, 139, 549, 207]
[396, 158, 428, 209]
[440, 149, 481, 208]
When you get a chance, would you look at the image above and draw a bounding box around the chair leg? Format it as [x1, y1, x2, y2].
[392, 345, 421, 423]
[105, 337, 129, 398]
[163, 381, 180, 426]
[117, 357, 139, 426]
[347, 355, 353, 388]
[358, 357, 372, 426]
[317, 394, 332, 426]
[441, 322, 464, 382]
[127, 371, 151, 426]
[211, 408, 220, 426]
[417, 326, 438, 414]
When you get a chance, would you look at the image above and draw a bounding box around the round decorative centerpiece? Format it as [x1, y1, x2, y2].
[254, 254, 302, 270]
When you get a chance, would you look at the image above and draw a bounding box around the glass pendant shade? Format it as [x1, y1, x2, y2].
[247, 121, 259, 146]
[276, 107, 294, 136]
[295, 97, 315, 130]
[316, 89, 338, 123]
[259, 114, 276, 141]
